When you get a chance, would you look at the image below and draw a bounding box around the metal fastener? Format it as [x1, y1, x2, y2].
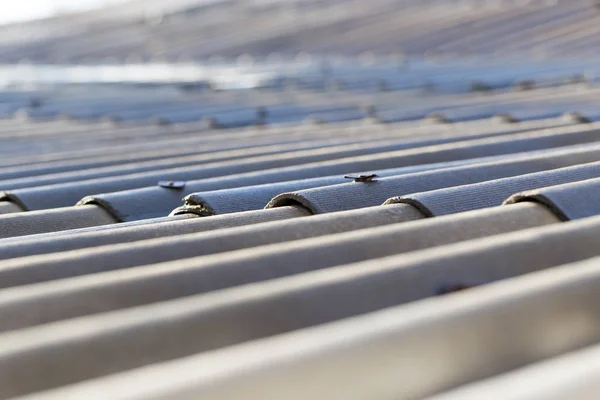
[344, 174, 378, 183]
[158, 181, 186, 189]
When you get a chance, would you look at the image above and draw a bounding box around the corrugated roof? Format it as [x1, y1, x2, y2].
[4, 1, 600, 398]
[3, 86, 600, 398]
[1, 0, 598, 62]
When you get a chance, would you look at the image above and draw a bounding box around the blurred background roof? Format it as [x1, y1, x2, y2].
[0, 0, 595, 63]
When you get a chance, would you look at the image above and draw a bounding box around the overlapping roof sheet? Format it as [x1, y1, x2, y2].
[2, 0, 600, 399]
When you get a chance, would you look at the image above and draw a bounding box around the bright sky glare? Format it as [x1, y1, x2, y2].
[0, 0, 128, 24]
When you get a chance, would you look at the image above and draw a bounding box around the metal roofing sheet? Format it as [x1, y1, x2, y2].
[14, 121, 569, 214]
[0, 202, 559, 334]
[505, 176, 600, 221]
[0, 205, 116, 239]
[16, 253, 600, 400]
[4, 9, 600, 395]
[3, 196, 594, 329]
[175, 155, 514, 216]
[269, 141, 600, 213]
[80, 127, 600, 221]
[0, 206, 308, 261]
[431, 337, 600, 400]
[392, 161, 600, 217]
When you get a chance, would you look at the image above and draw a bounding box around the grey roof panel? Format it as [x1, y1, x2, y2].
[82, 153, 519, 221]
[0, 205, 117, 239]
[4, 119, 508, 187]
[9, 248, 600, 400]
[0, 204, 577, 396]
[0, 214, 196, 244]
[0, 201, 23, 215]
[0, 120, 416, 169]
[0, 137, 388, 189]
[8, 14, 600, 393]
[176, 157, 501, 215]
[392, 161, 600, 217]
[177, 146, 570, 216]
[0, 202, 559, 335]
[5, 122, 600, 215]
[0, 205, 310, 252]
[505, 177, 600, 221]
[268, 143, 600, 214]
[180, 176, 360, 216]
[1, 135, 464, 194]
[0, 204, 423, 289]
[0, 206, 311, 261]
[431, 342, 600, 400]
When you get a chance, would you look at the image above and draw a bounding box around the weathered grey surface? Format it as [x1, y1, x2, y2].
[431, 342, 600, 400]
[0, 204, 423, 288]
[1, 123, 597, 217]
[268, 143, 600, 214]
[0, 201, 23, 215]
[505, 177, 600, 221]
[176, 158, 490, 215]
[7, 121, 513, 190]
[390, 161, 600, 217]
[180, 176, 353, 215]
[0, 205, 116, 239]
[0, 206, 310, 259]
[0, 203, 573, 397]
[0, 202, 560, 334]
[78, 154, 502, 221]
[3, 0, 600, 397]
[10, 251, 600, 400]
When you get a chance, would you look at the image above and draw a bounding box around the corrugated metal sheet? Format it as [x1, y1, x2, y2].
[1, 0, 599, 61]
[25, 250, 598, 400]
[3, 1, 600, 399]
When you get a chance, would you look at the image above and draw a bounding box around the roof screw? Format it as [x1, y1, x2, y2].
[158, 181, 186, 189]
[344, 174, 378, 183]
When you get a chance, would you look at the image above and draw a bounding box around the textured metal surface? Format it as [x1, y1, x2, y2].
[16, 254, 600, 400]
[505, 177, 600, 221]
[0, 206, 310, 261]
[0, 203, 559, 335]
[431, 339, 600, 400]
[392, 161, 600, 217]
[0, 205, 116, 239]
[269, 141, 600, 213]
[4, 3, 600, 396]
